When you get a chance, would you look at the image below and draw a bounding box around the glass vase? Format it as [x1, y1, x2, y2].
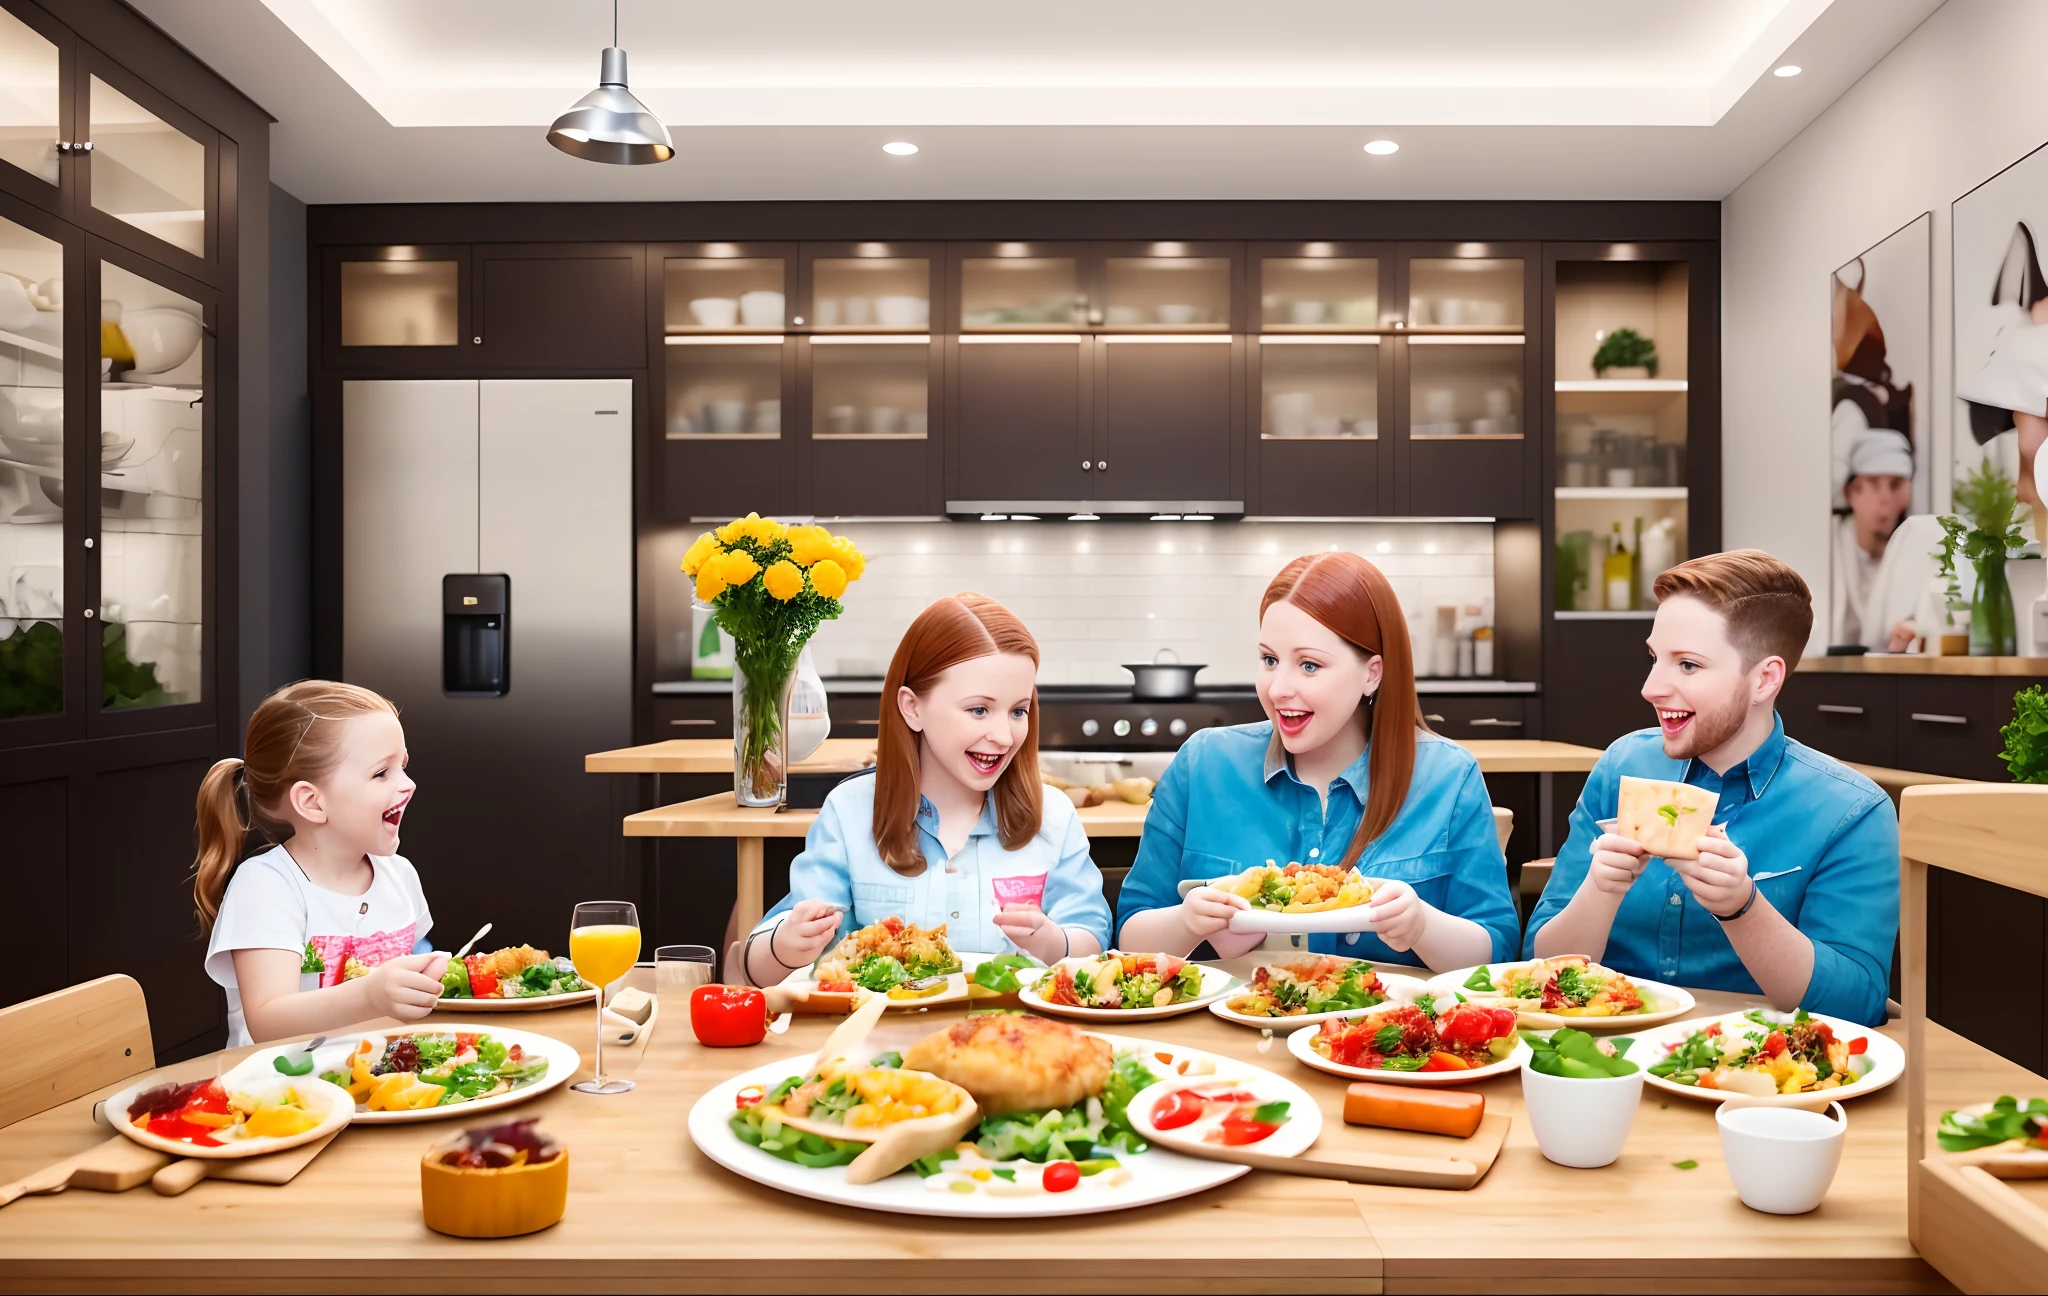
[732, 646, 803, 808]
[1970, 549, 2018, 656]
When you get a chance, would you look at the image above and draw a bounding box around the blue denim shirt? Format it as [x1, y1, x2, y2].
[756, 769, 1114, 956]
[1115, 722, 1520, 966]
[1522, 716, 1899, 1026]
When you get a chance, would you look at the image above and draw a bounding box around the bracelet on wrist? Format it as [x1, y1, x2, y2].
[1712, 880, 1760, 924]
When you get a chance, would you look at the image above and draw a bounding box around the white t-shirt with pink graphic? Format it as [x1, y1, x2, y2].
[204, 844, 434, 1047]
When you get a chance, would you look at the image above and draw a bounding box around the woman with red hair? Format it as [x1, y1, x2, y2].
[744, 593, 1112, 985]
[1117, 552, 1517, 971]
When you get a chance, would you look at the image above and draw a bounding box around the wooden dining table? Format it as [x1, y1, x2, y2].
[0, 961, 1945, 1293]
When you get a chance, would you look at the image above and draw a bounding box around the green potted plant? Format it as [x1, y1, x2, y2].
[1936, 460, 2028, 657]
[1591, 328, 1659, 380]
[2000, 685, 2048, 783]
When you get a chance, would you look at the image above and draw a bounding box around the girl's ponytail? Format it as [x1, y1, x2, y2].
[191, 680, 398, 930]
[193, 756, 247, 927]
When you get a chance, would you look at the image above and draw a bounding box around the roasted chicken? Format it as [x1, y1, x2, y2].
[900, 1014, 1112, 1116]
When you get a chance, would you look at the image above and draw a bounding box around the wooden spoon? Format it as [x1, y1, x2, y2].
[1147, 1134, 1490, 1187]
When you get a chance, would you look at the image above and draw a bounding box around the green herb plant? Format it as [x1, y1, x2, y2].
[1934, 459, 2028, 616]
[1591, 327, 1659, 378]
[2001, 684, 2048, 784]
[1522, 1028, 1640, 1078]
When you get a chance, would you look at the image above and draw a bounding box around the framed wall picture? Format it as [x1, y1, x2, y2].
[1829, 212, 1930, 651]
[1955, 141, 2048, 545]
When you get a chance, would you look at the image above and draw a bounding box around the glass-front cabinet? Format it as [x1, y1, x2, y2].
[1550, 250, 1694, 615]
[656, 244, 793, 519]
[1396, 244, 1535, 518]
[0, 209, 66, 721]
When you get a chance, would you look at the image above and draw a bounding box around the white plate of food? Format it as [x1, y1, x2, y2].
[1186, 862, 1383, 934]
[778, 917, 973, 1011]
[1423, 955, 1697, 1031]
[1286, 1001, 1529, 1086]
[1622, 1008, 1902, 1106]
[1208, 955, 1432, 1030]
[1017, 954, 1235, 1022]
[109, 1072, 353, 1159]
[436, 944, 596, 1011]
[227, 1022, 579, 1123]
[1937, 1098, 2048, 1178]
[691, 1014, 1308, 1218]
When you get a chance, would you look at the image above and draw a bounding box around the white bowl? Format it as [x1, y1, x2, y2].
[0, 274, 36, 333]
[0, 388, 64, 443]
[739, 290, 784, 328]
[1716, 1101, 1846, 1214]
[1521, 1061, 1642, 1168]
[689, 297, 739, 329]
[122, 307, 202, 373]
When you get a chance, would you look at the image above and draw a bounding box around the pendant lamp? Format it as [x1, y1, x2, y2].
[547, 0, 674, 165]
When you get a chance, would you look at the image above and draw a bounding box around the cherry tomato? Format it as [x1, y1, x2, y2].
[455, 1033, 479, 1056]
[1420, 1051, 1472, 1073]
[507, 1044, 525, 1062]
[1042, 1161, 1081, 1193]
[463, 955, 499, 999]
[1152, 1090, 1205, 1130]
[1760, 1031, 1788, 1058]
[1848, 1036, 1869, 1055]
[1216, 1116, 1282, 1146]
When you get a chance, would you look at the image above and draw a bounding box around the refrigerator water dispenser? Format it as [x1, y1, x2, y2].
[443, 573, 510, 696]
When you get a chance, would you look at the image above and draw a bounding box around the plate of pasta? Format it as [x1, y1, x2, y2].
[1209, 955, 1431, 1029]
[1188, 862, 1383, 934]
[1424, 955, 1695, 1030]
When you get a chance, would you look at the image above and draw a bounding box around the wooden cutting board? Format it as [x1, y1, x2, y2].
[150, 1130, 341, 1196]
[0, 1135, 172, 1207]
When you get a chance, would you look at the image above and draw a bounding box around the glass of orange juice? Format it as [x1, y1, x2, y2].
[569, 900, 641, 1095]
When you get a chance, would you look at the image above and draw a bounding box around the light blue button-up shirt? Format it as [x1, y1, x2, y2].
[755, 769, 1114, 957]
[1522, 716, 1899, 1026]
[1115, 722, 1520, 965]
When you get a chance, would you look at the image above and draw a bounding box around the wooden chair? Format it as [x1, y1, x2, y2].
[1902, 784, 2048, 1292]
[0, 974, 154, 1129]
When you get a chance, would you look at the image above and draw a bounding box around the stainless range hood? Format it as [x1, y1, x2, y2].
[945, 499, 1244, 520]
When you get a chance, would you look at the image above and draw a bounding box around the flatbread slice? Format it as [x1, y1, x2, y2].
[1614, 775, 1718, 859]
[762, 1064, 980, 1185]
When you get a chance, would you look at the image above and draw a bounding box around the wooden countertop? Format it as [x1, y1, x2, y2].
[1798, 654, 2048, 676]
[624, 792, 1152, 838]
[590, 737, 1604, 777]
[0, 966, 1941, 1292]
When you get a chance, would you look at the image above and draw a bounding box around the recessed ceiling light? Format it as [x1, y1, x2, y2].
[882, 141, 919, 156]
[1363, 140, 1399, 156]
[1773, 64, 1802, 77]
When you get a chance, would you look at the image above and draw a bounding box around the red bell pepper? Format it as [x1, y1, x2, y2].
[464, 954, 499, 998]
[691, 983, 768, 1047]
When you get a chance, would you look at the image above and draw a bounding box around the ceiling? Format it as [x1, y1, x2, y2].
[128, 0, 1945, 204]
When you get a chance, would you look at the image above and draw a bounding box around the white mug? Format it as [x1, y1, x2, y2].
[1716, 1100, 1847, 1214]
[1521, 1059, 1642, 1168]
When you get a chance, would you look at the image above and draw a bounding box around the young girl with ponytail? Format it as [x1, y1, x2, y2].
[1116, 551, 1518, 972]
[197, 680, 447, 1047]
[745, 593, 1112, 986]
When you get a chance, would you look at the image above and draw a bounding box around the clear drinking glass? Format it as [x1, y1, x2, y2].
[655, 944, 717, 1002]
[569, 900, 641, 1095]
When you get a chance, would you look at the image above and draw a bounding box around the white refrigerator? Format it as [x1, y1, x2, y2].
[342, 378, 633, 951]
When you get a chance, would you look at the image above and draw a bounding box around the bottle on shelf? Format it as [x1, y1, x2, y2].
[1604, 521, 1634, 612]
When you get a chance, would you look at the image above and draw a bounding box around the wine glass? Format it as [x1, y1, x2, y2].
[569, 900, 641, 1095]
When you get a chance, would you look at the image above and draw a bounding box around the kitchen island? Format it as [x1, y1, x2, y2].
[0, 962, 1948, 1293]
[593, 738, 1606, 935]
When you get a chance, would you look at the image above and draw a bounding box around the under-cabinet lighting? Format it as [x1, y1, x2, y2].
[1363, 140, 1399, 155]
[979, 513, 1009, 521]
[1009, 514, 1040, 521]
[1773, 64, 1801, 77]
[1068, 512, 1100, 521]
[1182, 514, 1215, 521]
[1150, 513, 1182, 522]
[883, 141, 919, 155]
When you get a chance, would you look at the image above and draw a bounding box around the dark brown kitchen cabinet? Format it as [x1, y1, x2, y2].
[1394, 242, 1538, 520]
[321, 244, 472, 371]
[473, 243, 644, 369]
[949, 335, 1090, 505]
[1779, 673, 1897, 768]
[1250, 337, 1392, 515]
[1093, 336, 1237, 504]
[1419, 694, 1531, 736]
[1547, 619, 1653, 750]
[652, 242, 796, 520]
[1897, 677, 2016, 781]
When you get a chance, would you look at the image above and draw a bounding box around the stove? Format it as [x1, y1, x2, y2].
[1034, 686, 1263, 752]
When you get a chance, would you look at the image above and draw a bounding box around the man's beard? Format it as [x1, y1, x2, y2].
[1661, 689, 1748, 762]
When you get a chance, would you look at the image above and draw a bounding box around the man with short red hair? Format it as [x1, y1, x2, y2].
[1525, 550, 1899, 1026]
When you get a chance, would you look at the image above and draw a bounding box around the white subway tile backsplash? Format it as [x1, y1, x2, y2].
[804, 521, 1495, 684]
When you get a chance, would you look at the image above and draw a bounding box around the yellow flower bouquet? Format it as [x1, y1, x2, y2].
[682, 514, 865, 806]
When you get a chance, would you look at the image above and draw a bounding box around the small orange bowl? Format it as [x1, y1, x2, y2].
[420, 1148, 568, 1238]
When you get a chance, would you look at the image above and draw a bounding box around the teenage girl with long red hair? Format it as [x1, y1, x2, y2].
[1117, 551, 1518, 972]
[744, 593, 1112, 985]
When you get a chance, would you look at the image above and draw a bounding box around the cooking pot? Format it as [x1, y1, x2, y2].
[1124, 648, 1205, 701]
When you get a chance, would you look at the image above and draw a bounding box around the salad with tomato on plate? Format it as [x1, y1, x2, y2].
[1461, 955, 1651, 1018]
[439, 945, 589, 1001]
[1226, 955, 1387, 1018]
[125, 1077, 329, 1147]
[1647, 1009, 1869, 1095]
[1039, 952, 1204, 1011]
[1148, 1083, 1293, 1147]
[814, 917, 961, 995]
[322, 1030, 551, 1112]
[1311, 1002, 1519, 1073]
